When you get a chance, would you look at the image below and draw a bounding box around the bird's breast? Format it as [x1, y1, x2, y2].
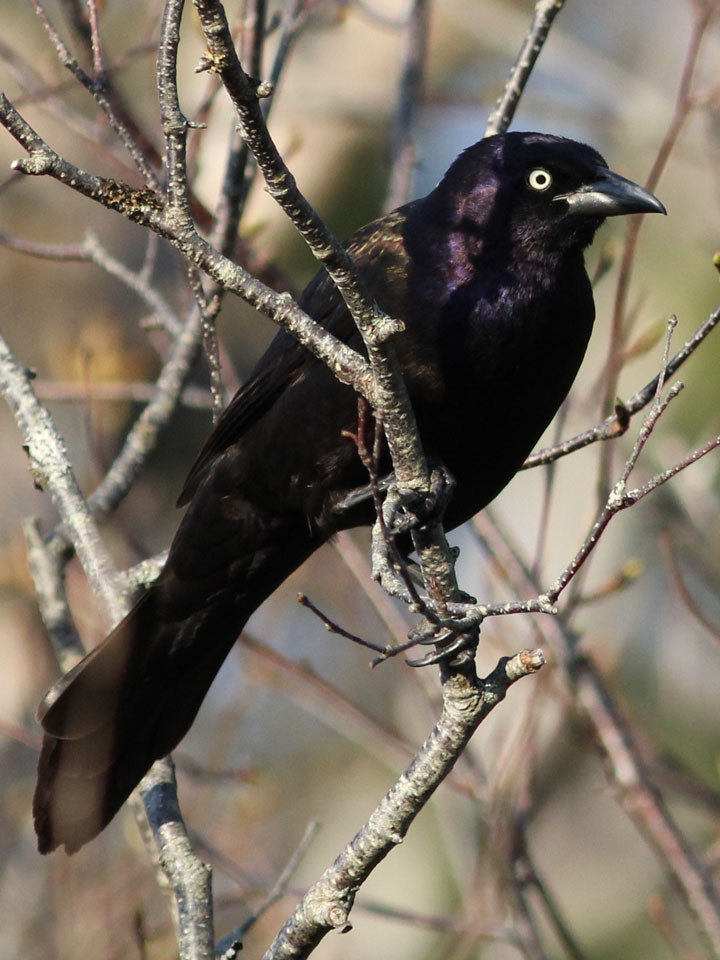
[396, 257, 595, 525]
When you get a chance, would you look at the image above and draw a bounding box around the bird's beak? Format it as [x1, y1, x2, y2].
[557, 168, 667, 218]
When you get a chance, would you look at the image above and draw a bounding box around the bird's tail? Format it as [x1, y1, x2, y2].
[33, 511, 319, 854]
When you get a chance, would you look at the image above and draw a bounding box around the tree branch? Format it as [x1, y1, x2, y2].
[0, 93, 375, 402]
[522, 300, 720, 469]
[261, 649, 545, 960]
[0, 329, 126, 625]
[484, 0, 567, 138]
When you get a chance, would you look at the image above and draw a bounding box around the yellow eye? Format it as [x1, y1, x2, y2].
[528, 168, 553, 192]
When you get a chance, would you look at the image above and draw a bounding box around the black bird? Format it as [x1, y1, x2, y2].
[33, 132, 665, 853]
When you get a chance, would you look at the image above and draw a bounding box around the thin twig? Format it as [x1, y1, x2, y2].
[522, 301, 720, 469]
[22, 517, 84, 668]
[297, 592, 388, 654]
[531, 400, 567, 577]
[5, 95, 377, 398]
[444, 321, 720, 628]
[217, 820, 321, 955]
[138, 756, 215, 960]
[384, 0, 430, 211]
[596, 1, 715, 501]
[32, 379, 212, 409]
[511, 819, 588, 960]
[484, 0, 567, 138]
[28, 0, 161, 188]
[86, 310, 203, 516]
[659, 531, 720, 643]
[0, 229, 181, 336]
[189, 268, 226, 418]
[239, 632, 430, 777]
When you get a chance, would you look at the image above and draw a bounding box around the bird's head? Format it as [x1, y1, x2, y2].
[429, 132, 666, 255]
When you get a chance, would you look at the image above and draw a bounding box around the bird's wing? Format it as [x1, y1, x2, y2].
[176, 268, 358, 506]
[177, 206, 415, 507]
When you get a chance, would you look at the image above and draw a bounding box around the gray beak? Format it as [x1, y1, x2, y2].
[558, 168, 667, 218]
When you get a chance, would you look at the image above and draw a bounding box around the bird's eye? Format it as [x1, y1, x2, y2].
[527, 168, 553, 192]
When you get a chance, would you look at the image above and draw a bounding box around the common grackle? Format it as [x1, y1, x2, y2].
[33, 133, 665, 853]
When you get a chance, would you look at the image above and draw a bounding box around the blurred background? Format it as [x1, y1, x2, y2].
[1, 0, 720, 957]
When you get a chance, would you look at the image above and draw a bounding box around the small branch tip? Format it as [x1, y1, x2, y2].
[327, 905, 350, 929]
[521, 648, 546, 673]
[511, 648, 546, 678]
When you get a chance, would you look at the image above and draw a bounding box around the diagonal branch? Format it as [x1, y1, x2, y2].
[261, 650, 545, 960]
[484, 0, 567, 138]
[522, 300, 720, 469]
[0, 330, 126, 626]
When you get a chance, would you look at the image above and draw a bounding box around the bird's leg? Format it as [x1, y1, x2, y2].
[369, 523, 480, 668]
[331, 472, 396, 516]
[338, 462, 480, 668]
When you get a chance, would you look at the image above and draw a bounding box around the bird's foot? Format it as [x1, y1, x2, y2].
[406, 622, 480, 667]
[400, 596, 483, 666]
[408, 598, 484, 643]
[382, 463, 456, 536]
[333, 462, 455, 535]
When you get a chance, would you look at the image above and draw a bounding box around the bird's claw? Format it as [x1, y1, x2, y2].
[405, 627, 479, 667]
[408, 599, 484, 646]
[402, 598, 483, 666]
[333, 463, 454, 537]
[383, 464, 456, 536]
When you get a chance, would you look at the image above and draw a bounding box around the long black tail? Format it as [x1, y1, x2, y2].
[33, 503, 320, 854]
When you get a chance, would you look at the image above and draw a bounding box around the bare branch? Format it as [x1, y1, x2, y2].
[138, 757, 215, 960]
[484, 0, 567, 138]
[22, 517, 84, 668]
[262, 649, 545, 960]
[28, 0, 161, 188]
[595, 2, 717, 507]
[523, 300, 720, 469]
[0, 229, 182, 336]
[31, 380, 211, 409]
[217, 820, 321, 955]
[86, 310, 203, 516]
[659, 532, 720, 642]
[0, 329, 126, 625]
[384, 0, 430, 211]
